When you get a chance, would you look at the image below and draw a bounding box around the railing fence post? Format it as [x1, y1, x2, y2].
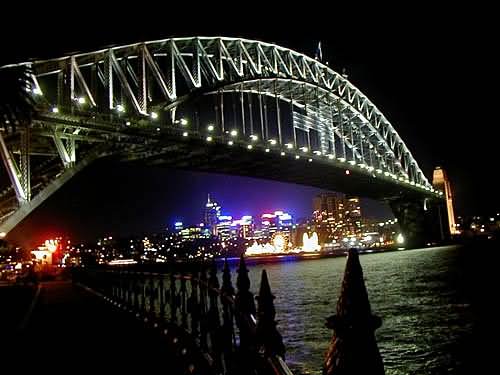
[208, 259, 222, 371]
[199, 260, 209, 351]
[323, 248, 384, 375]
[255, 270, 285, 359]
[235, 254, 257, 368]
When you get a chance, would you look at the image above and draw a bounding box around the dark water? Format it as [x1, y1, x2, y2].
[236, 244, 495, 374]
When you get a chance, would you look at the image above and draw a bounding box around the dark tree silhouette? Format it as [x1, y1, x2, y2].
[0, 65, 36, 132]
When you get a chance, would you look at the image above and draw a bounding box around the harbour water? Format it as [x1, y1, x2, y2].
[237, 245, 487, 374]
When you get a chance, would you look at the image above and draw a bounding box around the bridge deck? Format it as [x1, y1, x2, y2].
[1, 280, 184, 373]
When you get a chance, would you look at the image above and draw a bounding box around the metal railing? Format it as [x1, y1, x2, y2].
[73, 256, 291, 375]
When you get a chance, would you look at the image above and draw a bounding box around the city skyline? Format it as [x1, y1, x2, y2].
[6, 160, 394, 248]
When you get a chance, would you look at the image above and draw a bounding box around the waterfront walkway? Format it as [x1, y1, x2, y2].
[1, 280, 182, 372]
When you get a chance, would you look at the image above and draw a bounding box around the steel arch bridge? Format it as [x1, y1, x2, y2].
[0, 36, 443, 235]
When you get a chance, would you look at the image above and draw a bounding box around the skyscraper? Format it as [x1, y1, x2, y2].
[344, 196, 362, 236]
[312, 192, 362, 241]
[203, 194, 221, 236]
[312, 192, 346, 241]
[216, 215, 233, 241]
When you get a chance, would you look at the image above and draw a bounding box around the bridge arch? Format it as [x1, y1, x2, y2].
[0, 36, 442, 235]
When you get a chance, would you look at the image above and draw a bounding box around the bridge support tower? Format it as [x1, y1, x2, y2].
[389, 196, 449, 248]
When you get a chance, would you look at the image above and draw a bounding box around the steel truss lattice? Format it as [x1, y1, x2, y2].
[0, 37, 440, 235]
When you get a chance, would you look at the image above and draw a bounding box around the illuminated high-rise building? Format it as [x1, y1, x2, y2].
[344, 196, 362, 236]
[204, 194, 221, 236]
[259, 211, 293, 239]
[260, 213, 278, 238]
[216, 215, 233, 241]
[312, 192, 363, 241]
[277, 211, 293, 230]
[432, 167, 458, 235]
[312, 192, 346, 241]
[231, 215, 254, 239]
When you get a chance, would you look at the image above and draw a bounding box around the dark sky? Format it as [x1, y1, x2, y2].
[1, 6, 497, 247]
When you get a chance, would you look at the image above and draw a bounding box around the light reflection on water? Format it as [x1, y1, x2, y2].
[229, 246, 472, 375]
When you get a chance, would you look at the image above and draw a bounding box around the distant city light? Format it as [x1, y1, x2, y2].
[286, 143, 293, 149]
[126, 121, 131, 126]
[182, 132, 188, 137]
[230, 130, 238, 136]
[265, 148, 270, 152]
[345, 170, 350, 175]
[45, 239, 59, 253]
[301, 147, 308, 152]
[396, 233, 405, 244]
[51, 107, 59, 113]
[228, 140, 234, 146]
[206, 136, 213, 142]
[302, 232, 321, 252]
[116, 104, 125, 112]
[247, 144, 253, 150]
[180, 118, 188, 126]
[77, 97, 86, 104]
[150, 112, 158, 119]
[269, 139, 277, 145]
[250, 135, 258, 141]
[207, 125, 214, 131]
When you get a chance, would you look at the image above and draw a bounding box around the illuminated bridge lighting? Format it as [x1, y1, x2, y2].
[0, 36, 439, 236]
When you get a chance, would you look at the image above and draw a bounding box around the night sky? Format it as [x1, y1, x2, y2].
[1, 7, 497, 247]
